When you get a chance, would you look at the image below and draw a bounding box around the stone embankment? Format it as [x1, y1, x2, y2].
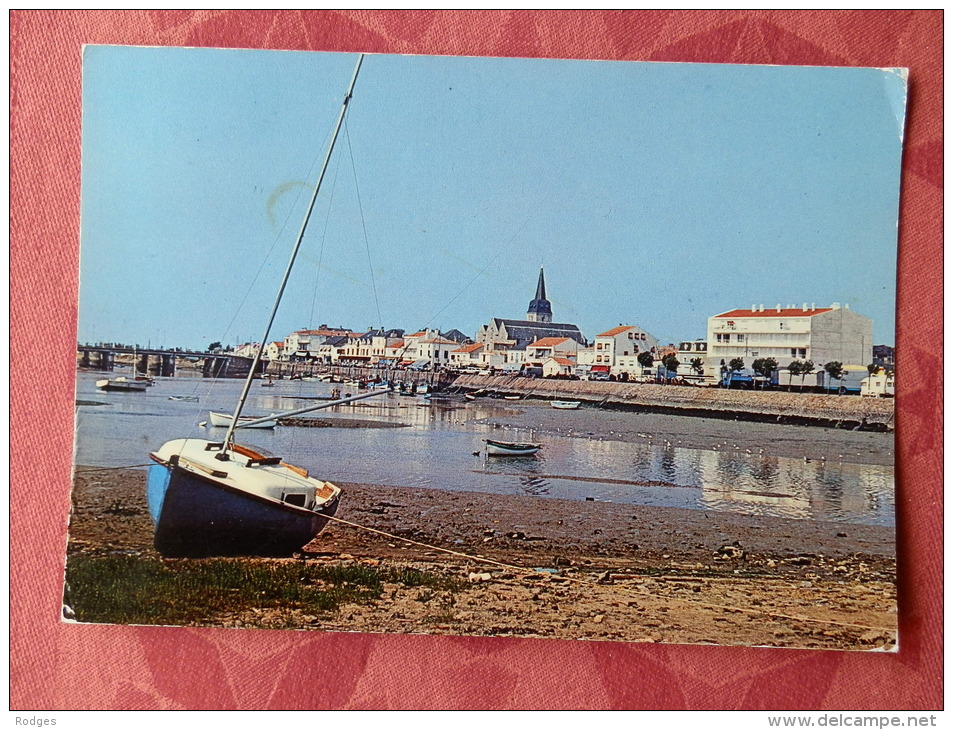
[451, 375, 894, 430]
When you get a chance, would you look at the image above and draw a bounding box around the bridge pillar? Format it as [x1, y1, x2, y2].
[161, 354, 176, 377]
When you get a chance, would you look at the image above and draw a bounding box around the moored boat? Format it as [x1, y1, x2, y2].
[551, 400, 581, 410]
[96, 376, 149, 392]
[485, 438, 541, 456]
[147, 54, 377, 557]
[208, 410, 278, 429]
[147, 439, 341, 557]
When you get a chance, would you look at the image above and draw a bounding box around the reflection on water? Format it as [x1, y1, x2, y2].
[73, 373, 894, 526]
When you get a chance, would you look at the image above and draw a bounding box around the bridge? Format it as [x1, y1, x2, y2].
[76, 345, 265, 378]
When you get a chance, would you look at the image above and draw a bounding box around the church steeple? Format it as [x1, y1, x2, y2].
[526, 268, 552, 323]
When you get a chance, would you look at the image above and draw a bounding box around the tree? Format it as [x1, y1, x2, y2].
[662, 354, 680, 378]
[725, 357, 746, 387]
[752, 357, 778, 389]
[867, 363, 882, 376]
[637, 351, 654, 373]
[824, 361, 845, 394]
[787, 360, 803, 390]
[690, 357, 705, 376]
[794, 359, 815, 390]
[208, 341, 223, 353]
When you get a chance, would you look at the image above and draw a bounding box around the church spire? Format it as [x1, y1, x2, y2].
[527, 267, 552, 323]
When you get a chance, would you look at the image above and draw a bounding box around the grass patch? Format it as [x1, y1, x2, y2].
[64, 554, 466, 626]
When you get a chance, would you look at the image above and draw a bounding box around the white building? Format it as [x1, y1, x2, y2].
[542, 356, 575, 378]
[524, 337, 579, 365]
[706, 303, 873, 377]
[592, 325, 659, 377]
[264, 341, 284, 362]
[284, 327, 352, 361]
[449, 342, 485, 368]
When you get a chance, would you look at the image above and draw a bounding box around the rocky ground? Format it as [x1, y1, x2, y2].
[66, 463, 896, 651]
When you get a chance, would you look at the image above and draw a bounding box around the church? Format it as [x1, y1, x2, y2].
[475, 269, 586, 367]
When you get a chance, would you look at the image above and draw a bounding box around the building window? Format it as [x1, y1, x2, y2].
[736, 334, 745, 342]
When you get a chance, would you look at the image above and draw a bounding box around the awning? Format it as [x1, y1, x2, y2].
[591, 365, 610, 373]
[408, 360, 432, 371]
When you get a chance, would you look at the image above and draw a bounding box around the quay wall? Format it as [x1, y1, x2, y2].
[450, 375, 895, 430]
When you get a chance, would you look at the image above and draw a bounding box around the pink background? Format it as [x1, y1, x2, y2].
[11, 11, 942, 710]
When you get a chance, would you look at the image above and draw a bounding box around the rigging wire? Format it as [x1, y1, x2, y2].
[344, 120, 384, 331]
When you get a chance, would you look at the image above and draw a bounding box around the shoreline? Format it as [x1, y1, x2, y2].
[66, 467, 896, 649]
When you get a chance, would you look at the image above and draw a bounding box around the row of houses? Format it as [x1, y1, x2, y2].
[231, 270, 886, 386]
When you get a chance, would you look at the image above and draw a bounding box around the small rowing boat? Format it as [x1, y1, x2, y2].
[485, 439, 541, 456]
[207, 411, 278, 429]
[551, 400, 581, 410]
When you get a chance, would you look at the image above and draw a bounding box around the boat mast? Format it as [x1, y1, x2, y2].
[219, 53, 365, 455]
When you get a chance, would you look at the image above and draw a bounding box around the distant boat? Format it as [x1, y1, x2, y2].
[485, 439, 541, 457]
[96, 376, 149, 393]
[207, 411, 278, 429]
[96, 346, 151, 391]
[551, 400, 581, 410]
[147, 55, 383, 558]
[168, 395, 199, 402]
[503, 395, 521, 401]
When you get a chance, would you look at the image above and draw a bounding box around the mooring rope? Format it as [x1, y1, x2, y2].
[73, 464, 154, 473]
[321, 513, 889, 633]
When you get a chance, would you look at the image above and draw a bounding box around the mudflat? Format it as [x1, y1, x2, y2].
[66, 461, 896, 650]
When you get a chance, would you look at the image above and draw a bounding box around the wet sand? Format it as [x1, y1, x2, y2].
[66, 461, 896, 650]
[465, 399, 895, 467]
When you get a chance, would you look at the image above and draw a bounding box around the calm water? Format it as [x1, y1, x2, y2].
[74, 371, 895, 526]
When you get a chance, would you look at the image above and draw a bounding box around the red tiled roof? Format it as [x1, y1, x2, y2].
[530, 337, 570, 348]
[597, 326, 635, 337]
[453, 343, 483, 353]
[550, 357, 575, 366]
[716, 308, 833, 318]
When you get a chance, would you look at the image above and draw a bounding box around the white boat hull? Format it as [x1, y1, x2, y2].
[96, 377, 149, 392]
[551, 400, 581, 410]
[208, 411, 277, 429]
[485, 439, 541, 456]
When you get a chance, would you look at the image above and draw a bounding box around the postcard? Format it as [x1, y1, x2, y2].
[68, 46, 905, 651]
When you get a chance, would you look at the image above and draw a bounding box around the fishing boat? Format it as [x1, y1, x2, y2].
[503, 395, 521, 401]
[551, 400, 581, 410]
[96, 346, 151, 391]
[168, 395, 199, 402]
[485, 439, 541, 457]
[207, 411, 278, 429]
[147, 55, 384, 558]
[96, 376, 149, 392]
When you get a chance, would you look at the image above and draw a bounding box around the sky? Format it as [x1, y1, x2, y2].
[79, 47, 907, 351]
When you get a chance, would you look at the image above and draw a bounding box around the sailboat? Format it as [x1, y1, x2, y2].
[147, 55, 384, 558]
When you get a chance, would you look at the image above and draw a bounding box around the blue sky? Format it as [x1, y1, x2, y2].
[79, 47, 906, 350]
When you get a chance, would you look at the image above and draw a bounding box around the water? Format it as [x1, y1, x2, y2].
[73, 372, 895, 526]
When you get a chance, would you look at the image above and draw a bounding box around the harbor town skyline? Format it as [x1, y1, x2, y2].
[79, 47, 904, 352]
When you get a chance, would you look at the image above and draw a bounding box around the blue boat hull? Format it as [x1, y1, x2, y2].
[147, 464, 339, 557]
